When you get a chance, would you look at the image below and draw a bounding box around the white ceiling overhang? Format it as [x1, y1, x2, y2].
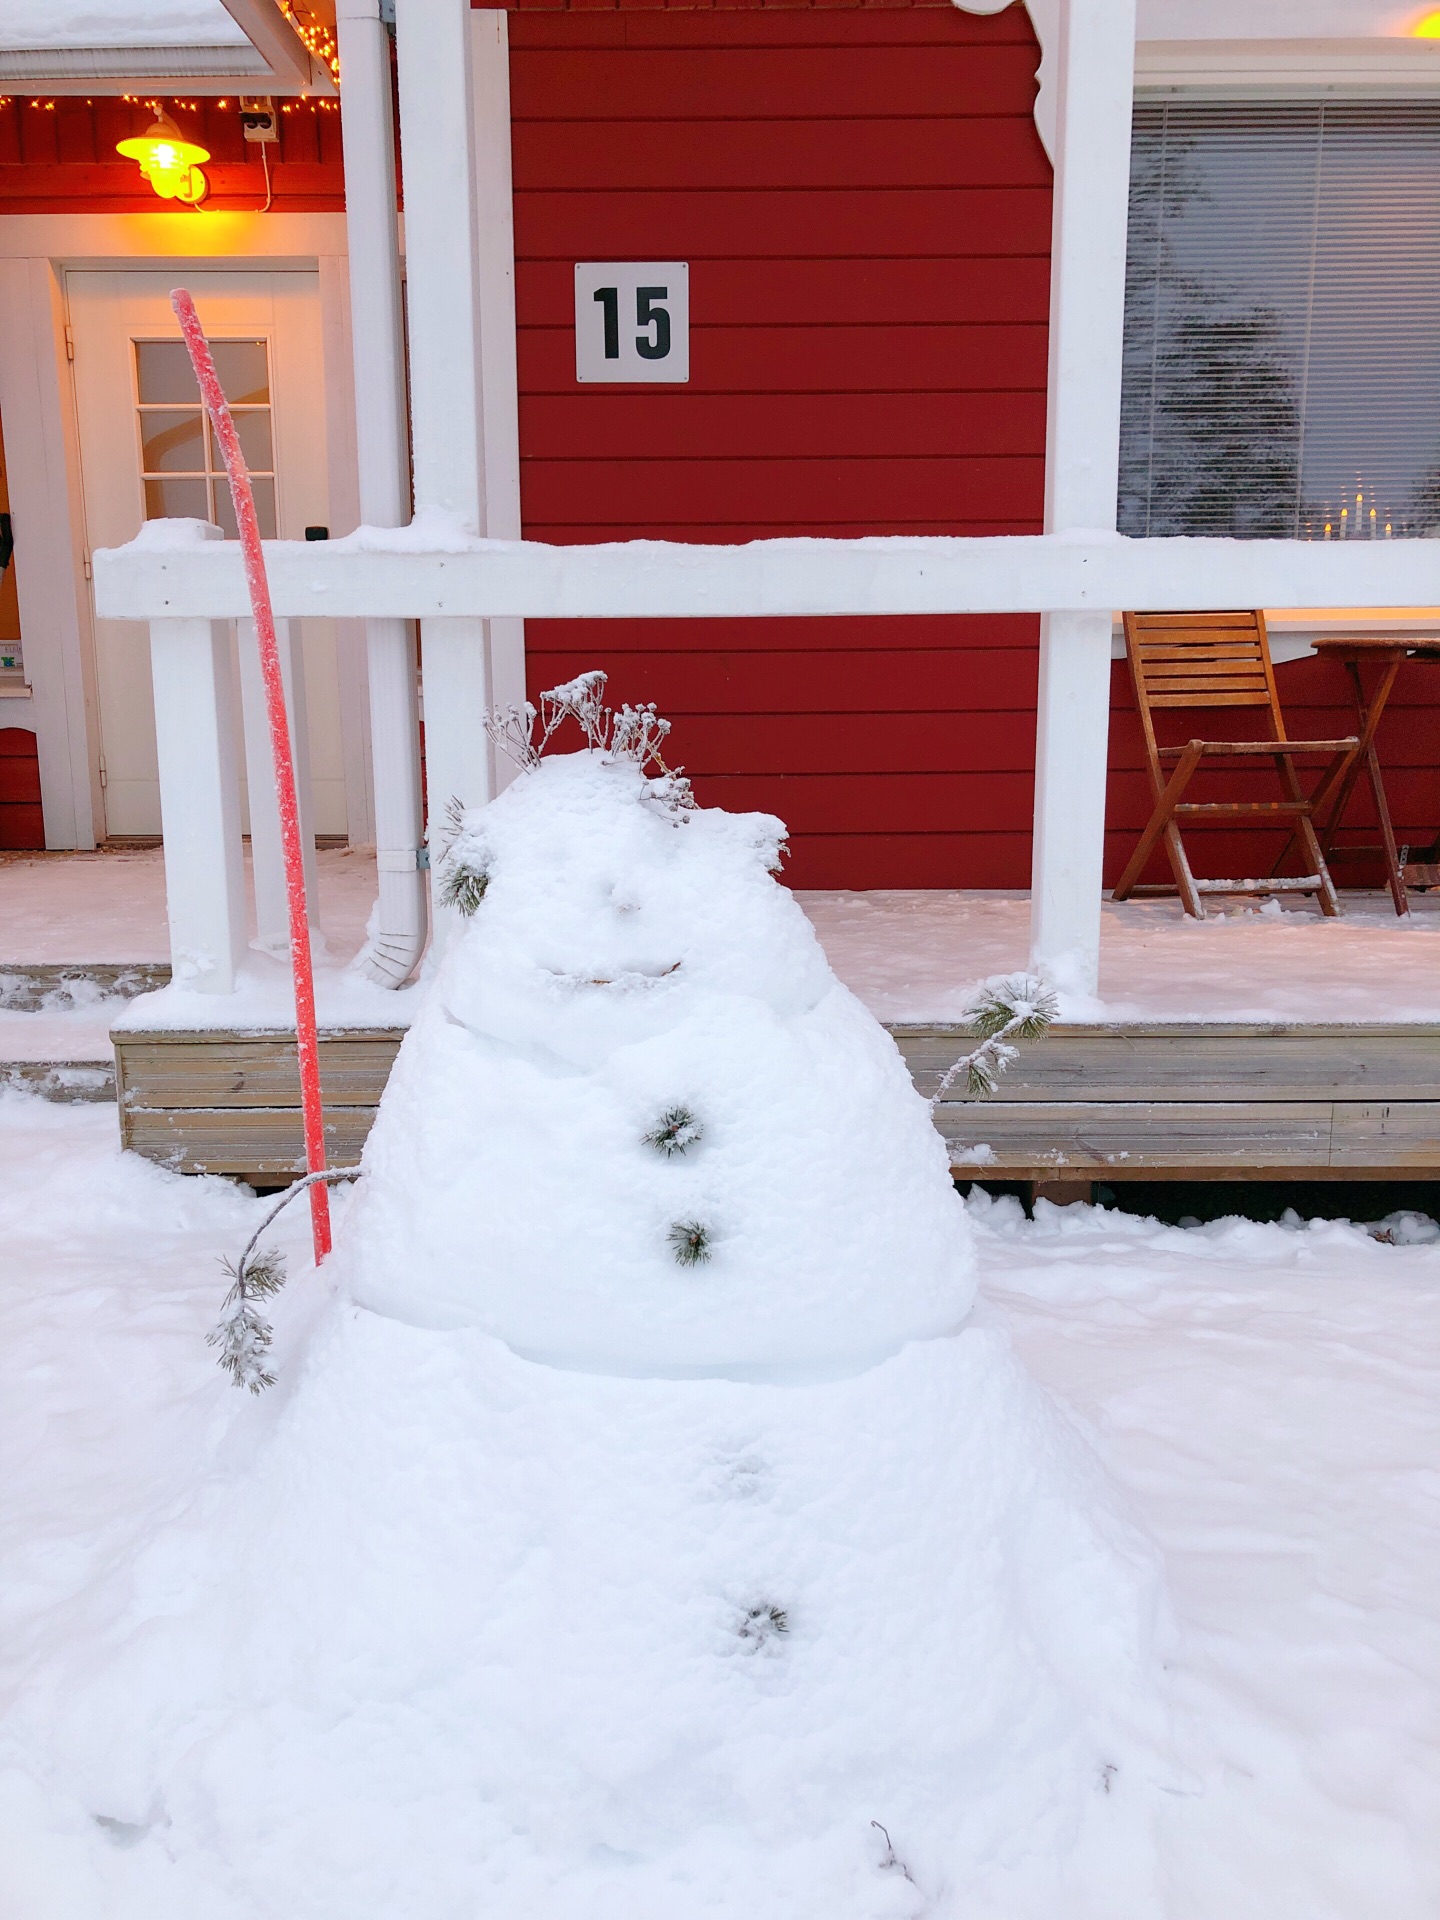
[0, 0, 336, 95]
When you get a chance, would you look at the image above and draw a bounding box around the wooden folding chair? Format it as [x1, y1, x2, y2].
[1111, 611, 1359, 919]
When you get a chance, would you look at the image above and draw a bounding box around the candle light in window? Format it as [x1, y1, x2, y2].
[1371, 507, 1378, 537]
[1341, 506, 1348, 536]
[1415, 8, 1440, 34]
[1386, 521, 1394, 538]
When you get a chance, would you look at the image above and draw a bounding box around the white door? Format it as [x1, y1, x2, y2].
[67, 271, 347, 840]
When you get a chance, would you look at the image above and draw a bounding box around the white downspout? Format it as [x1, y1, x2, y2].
[335, 0, 427, 987]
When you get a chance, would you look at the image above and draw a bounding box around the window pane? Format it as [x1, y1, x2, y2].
[140, 409, 205, 474]
[209, 408, 273, 473]
[211, 474, 276, 540]
[144, 476, 208, 521]
[1121, 102, 1440, 539]
[134, 340, 200, 406]
[210, 339, 269, 407]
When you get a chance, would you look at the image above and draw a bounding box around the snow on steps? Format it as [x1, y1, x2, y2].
[0, 963, 172, 1104]
[110, 1019, 1440, 1183]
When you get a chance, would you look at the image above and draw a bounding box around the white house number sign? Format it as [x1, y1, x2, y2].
[574, 263, 689, 383]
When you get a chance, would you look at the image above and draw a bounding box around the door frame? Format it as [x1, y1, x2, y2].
[0, 212, 367, 849]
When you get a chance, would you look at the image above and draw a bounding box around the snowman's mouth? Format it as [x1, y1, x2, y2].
[543, 960, 683, 991]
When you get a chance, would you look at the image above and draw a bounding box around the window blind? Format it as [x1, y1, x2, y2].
[1120, 102, 1440, 541]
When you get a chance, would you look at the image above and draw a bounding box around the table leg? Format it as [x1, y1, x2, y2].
[1317, 653, 1407, 915]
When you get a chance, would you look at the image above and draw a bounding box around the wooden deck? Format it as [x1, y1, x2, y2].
[113, 1020, 1440, 1185]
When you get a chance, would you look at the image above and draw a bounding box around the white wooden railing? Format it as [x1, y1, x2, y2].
[95, 524, 1440, 999]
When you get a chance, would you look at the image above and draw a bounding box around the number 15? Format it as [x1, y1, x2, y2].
[593, 285, 671, 361]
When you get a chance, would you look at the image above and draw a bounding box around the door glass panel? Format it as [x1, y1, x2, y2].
[217, 409, 274, 474]
[144, 476, 208, 519]
[134, 339, 200, 405]
[210, 339, 269, 407]
[140, 409, 205, 473]
[212, 475, 276, 541]
[134, 336, 276, 538]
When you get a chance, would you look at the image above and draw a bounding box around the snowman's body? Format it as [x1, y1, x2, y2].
[25, 729, 1174, 1919]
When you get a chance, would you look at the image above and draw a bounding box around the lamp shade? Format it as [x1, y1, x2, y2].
[116, 111, 210, 204]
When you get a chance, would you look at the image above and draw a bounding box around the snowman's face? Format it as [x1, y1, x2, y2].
[437, 751, 828, 1070]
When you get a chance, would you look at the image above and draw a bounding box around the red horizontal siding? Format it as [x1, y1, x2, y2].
[523, 456, 1044, 527]
[512, 1, 1050, 890]
[512, 118, 1047, 190]
[514, 188, 1053, 259]
[0, 728, 42, 850]
[519, 324, 1049, 394]
[518, 258, 1052, 328]
[0, 98, 345, 215]
[519, 391, 1049, 459]
[528, 628, 1039, 702]
[509, 43, 1043, 118]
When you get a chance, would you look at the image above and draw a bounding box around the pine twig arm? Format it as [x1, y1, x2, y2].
[931, 973, 1058, 1109]
[209, 1169, 365, 1393]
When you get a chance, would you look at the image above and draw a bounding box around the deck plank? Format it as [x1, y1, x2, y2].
[120, 1106, 374, 1177]
[896, 1024, 1440, 1103]
[116, 1034, 402, 1110]
[933, 1099, 1337, 1170]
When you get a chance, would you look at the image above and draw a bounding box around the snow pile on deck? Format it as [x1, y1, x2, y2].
[7, 733, 1177, 1917]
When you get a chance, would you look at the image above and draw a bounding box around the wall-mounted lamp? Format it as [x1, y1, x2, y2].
[116, 110, 210, 205]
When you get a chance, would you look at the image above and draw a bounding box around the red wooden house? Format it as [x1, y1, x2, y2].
[3, 0, 1439, 909]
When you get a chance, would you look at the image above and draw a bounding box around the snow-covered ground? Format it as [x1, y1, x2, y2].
[1, 1090, 1436, 1916]
[5, 847, 1440, 1059]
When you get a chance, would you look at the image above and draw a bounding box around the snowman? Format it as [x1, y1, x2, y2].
[25, 675, 1177, 1920]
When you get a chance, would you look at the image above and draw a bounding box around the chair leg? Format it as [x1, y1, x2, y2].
[1296, 811, 1342, 916]
[1277, 754, 1342, 915]
[1112, 746, 1203, 906]
[1163, 819, 1205, 919]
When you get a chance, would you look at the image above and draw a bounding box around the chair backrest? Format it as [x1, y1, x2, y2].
[1122, 610, 1285, 739]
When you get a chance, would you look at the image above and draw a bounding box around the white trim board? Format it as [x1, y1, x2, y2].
[1136, 38, 1440, 95]
[0, 213, 350, 267]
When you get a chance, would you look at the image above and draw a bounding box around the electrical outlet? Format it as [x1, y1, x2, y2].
[239, 97, 278, 144]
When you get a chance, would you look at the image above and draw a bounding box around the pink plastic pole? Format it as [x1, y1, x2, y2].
[172, 288, 332, 1263]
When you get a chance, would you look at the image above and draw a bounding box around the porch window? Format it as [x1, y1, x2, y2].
[1119, 102, 1440, 540]
[134, 337, 276, 539]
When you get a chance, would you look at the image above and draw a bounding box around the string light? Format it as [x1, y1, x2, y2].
[276, 1, 341, 85]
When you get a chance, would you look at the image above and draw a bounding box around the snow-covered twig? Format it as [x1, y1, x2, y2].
[932, 973, 1058, 1106]
[436, 795, 492, 917]
[208, 1168, 364, 1392]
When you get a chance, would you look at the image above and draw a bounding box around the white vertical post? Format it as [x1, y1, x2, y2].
[237, 616, 319, 953]
[336, 0, 428, 984]
[1028, 0, 1137, 1000]
[395, 0, 494, 939]
[150, 617, 245, 993]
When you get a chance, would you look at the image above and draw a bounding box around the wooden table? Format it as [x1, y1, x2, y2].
[1310, 634, 1440, 915]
